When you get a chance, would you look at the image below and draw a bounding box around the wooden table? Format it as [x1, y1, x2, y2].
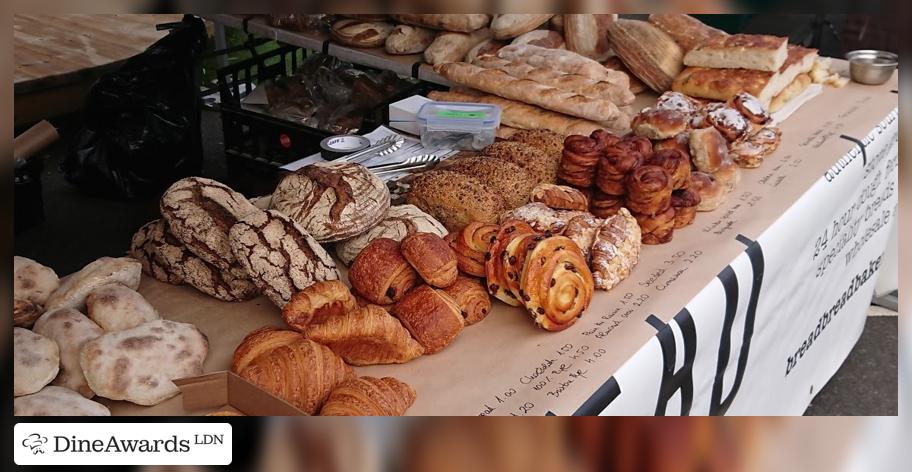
[13, 14, 182, 126]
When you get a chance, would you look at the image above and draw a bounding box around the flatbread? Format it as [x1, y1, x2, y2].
[14, 386, 111, 416]
[13, 327, 60, 397]
[33, 308, 104, 397]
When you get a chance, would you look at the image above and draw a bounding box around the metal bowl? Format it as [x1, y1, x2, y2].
[846, 50, 897, 85]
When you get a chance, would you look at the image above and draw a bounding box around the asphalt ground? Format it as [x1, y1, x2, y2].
[13, 110, 898, 416]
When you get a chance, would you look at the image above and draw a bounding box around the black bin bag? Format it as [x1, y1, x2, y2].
[63, 15, 206, 198]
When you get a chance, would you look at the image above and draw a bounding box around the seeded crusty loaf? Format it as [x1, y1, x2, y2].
[229, 210, 340, 308]
[442, 156, 537, 209]
[508, 129, 567, 158]
[270, 162, 391, 243]
[160, 177, 260, 271]
[481, 141, 560, 185]
[407, 170, 510, 231]
[132, 219, 259, 302]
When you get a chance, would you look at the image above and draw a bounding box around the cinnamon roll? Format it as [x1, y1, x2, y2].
[596, 144, 644, 196]
[558, 135, 601, 187]
[618, 134, 654, 159]
[503, 233, 547, 302]
[625, 165, 673, 216]
[591, 208, 641, 291]
[485, 220, 538, 307]
[634, 206, 676, 245]
[452, 222, 499, 277]
[670, 187, 701, 228]
[590, 191, 625, 218]
[590, 129, 621, 150]
[519, 236, 594, 332]
[728, 91, 771, 126]
[731, 126, 781, 168]
[646, 149, 692, 190]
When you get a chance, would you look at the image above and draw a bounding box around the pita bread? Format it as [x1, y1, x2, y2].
[14, 386, 110, 416]
[86, 284, 160, 332]
[33, 308, 104, 397]
[45, 257, 142, 312]
[14, 327, 60, 397]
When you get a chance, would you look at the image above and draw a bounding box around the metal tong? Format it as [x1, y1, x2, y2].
[369, 154, 439, 175]
[336, 134, 405, 164]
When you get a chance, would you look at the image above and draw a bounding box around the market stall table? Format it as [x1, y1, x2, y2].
[102, 65, 896, 416]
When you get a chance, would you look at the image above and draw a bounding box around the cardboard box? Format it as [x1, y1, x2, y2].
[174, 371, 308, 416]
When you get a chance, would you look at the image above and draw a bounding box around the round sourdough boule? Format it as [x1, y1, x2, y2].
[160, 177, 261, 271]
[14, 386, 111, 416]
[79, 319, 209, 406]
[33, 308, 104, 397]
[335, 204, 448, 266]
[86, 284, 160, 332]
[270, 162, 391, 243]
[129, 220, 184, 285]
[14, 327, 60, 397]
[229, 209, 340, 308]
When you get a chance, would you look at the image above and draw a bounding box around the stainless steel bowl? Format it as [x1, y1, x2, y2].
[846, 50, 897, 85]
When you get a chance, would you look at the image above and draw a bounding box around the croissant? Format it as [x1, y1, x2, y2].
[558, 135, 601, 187]
[400, 232, 458, 288]
[590, 191, 625, 218]
[283, 280, 358, 331]
[349, 238, 420, 305]
[591, 208, 642, 290]
[231, 327, 354, 414]
[626, 165, 673, 216]
[485, 220, 538, 306]
[319, 376, 416, 416]
[563, 213, 604, 261]
[671, 187, 701, 228]
[503, 233, 548, 302]
[451, 222, 499, 277]
[392, 285, 465, 354]
[530, 184, 590, 211]
[646, 149, 692, 190]
[519, 235, 594, 331]
[596, 144, 644, 196]
[305, 305, 425, 366]
[440, 276, 492, 326]
[634, 206, 676, 245]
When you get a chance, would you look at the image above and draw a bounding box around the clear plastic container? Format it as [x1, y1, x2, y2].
[416, 102, 501, 151]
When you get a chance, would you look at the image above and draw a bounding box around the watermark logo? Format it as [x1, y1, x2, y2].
[22, 434, 48, 455]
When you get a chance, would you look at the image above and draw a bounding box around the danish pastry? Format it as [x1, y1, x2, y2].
[519, 236, 594, 331]
[531, 184, 590, 211]
[451, 222, 499, 277]
[392, 286, 464, 354]
[349, 238, 420, 305]
[400, 232, 459, 288]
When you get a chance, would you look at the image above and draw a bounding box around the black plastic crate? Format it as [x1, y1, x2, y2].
[216, 45, 426, 194]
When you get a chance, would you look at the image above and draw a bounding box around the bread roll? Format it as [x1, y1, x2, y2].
[392, 285, 465, 354]
[491, 14, 553, 39]
[232, 327, 353, 414]
[691, 172, 727, 211]
[481, 140, 560, 185]
[282, 280, 358, 331]
[304, 305, 424, 366]
[400, 233, 459, 288]
[440, 276, 492, 326]
[330, 19, 394, 48]
[508, 128, 566, 158]
[14, 327, 59, 397]
[14, 256, 59, 327]
[631, 108, 689, 140]
[424, 28, 492, 65]
[33, 308, 103, 397]
[320, 376, 416, 416]
[714, 158, 742, 193]
[689, 127, 729, 173]
[85, 284, 160, 332]
[349, 238, 420, 305]
[407, 169, 510, 231]
[385, 25, 436, 54]
[129, 220, 185, 285]
[443, 156, 537, 209]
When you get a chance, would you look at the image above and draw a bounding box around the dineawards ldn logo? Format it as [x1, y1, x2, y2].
[14, 423, 232, 465]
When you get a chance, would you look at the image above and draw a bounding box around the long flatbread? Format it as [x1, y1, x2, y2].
[473, 56, 635, 105]
[434, 62, 629, 128]
[427, 90, 622, 135]
[497, 44, 630, 87]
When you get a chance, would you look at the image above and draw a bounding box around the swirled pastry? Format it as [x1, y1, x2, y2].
[730, 126, 781, 168]
[671, 186, 701, 228]
[617, 134, 654, 159]
[590, 191, 625, 218]
[596, 144, 644, 196]
[590, 128, 621, 150]
[655, 91, 702, 116]
[703, 103, 750, 142]
[690, 172, 727, 211]
[728, 91, 771, 125]
[485, 220, 538, 306]
[558, 135, 601, 187]
[646, 149, 692, 190]
[348, 238, 420, 305]
[591, 208, 641, 290]
[626, 165, 673, 216]
[503, 233, 548, 302]
[634, 206, 676, 244]
[451, 222, 499, 277]
[441, 276, 492, 326]
[519, 236, 594, 331]
[531, 184, 590, 211]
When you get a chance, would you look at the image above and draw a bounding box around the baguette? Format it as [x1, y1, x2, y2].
[424, 28, 492, 65]
[497, 44, 629, 87]
[427, 90, 617, 135]
[465, 39, 507, 63]
[473, 56, 634, 105]
[491, 14, 554, 39]
[511, 30, 566, 49]
[391, 14, 491, 33]
[434, 62, 628, 127]
[563, 14, 616, 62]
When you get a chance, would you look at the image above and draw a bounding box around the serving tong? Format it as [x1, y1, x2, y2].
[369, 154, 439, 175]
[336, 134, 405, 164]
